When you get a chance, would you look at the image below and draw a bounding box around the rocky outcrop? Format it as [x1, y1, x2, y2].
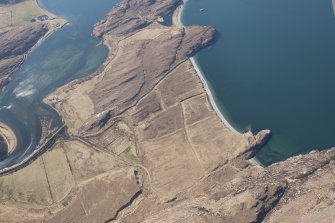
[119, 148, 335, 223]
[240, 129, 272, 160]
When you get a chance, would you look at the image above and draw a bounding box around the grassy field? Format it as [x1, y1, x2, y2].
[0, 0, 46, 29]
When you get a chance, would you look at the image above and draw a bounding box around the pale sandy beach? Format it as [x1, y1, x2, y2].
[175, 2, 241, 135]
[176, 1, 267, 167]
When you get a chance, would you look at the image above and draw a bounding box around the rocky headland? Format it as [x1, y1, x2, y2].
[0, 0, 334, 222]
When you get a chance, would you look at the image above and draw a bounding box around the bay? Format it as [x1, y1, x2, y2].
[182, 0, 335, 165]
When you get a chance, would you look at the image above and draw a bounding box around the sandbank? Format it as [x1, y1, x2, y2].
[0, 122, 16, 154]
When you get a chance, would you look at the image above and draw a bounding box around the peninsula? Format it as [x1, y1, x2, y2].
[0, 0, 334, 223]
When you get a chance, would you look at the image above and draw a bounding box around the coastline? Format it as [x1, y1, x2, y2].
[28, 0, 68, 56]
[0, 0, 67, 171]
[249, 157, 264, 168]
[24, 19, 68, 59]
[175, 3, 241, 135]
[176, 2, 265, 168]
[0, 1, 334, 222]
[189, 53, 266, 167]
[0, 122, 17, 155]
[189, 57, 241, 135]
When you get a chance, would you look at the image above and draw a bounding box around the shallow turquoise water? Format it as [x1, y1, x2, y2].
[182, 0, 335, 165]
[0, 0, 120, 168]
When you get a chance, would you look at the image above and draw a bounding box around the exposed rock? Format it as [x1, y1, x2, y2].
[121, 149, 335, 223]
[241, 129, 272, 160]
